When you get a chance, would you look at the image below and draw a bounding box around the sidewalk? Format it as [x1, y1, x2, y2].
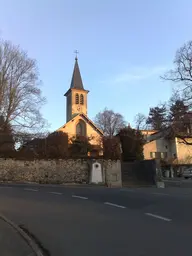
[0, 217, 36, 256]
[163, 178, 192, 188]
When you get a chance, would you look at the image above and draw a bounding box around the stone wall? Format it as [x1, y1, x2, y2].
[103, 160, 122, 187]
[0, 158, 122, 187]
[89, 159, 122, 187]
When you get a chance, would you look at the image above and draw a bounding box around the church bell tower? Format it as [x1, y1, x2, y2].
[64, 56, 89, 122]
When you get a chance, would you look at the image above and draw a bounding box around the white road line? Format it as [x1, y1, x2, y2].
[145, 213, 172, 222]
[24, 188, 38, 192]
[152, 192, 169, 196]
[49, 192, 62, 195]
[120, 188, 135, 192]
[0, 186, 13, 189]
[72, 195, 88, 200]
[104, 202, 126, 209]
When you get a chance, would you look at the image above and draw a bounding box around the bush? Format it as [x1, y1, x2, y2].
[17, 131, 69, 159]
[46, 131, 68, 158]
[103, 136, 121, 160]
[118, 127, 144, 161]
[69, 135, 93, 158]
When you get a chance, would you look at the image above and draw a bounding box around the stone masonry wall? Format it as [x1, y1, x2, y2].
[103, 160, 122, 187]
[0, 158, 122, 187]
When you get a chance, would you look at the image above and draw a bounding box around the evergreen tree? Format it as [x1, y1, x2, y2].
[169, 99, 187, 123]
[146, 105, 167, 130]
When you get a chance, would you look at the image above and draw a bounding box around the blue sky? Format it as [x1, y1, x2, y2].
[0, 0, 192, 131]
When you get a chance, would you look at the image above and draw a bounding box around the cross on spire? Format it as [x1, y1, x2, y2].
[74, 50, 79, 60]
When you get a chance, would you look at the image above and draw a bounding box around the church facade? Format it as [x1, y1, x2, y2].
[57, 57, 103, 150]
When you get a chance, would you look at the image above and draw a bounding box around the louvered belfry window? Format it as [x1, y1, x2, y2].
[75, 93, 79, 104]
[80, 94, 84, 105]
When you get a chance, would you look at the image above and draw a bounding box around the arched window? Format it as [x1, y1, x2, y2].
[80, 94, 84, 105]
[75, 93, 79, 104]
[76, 123, 82, 135]
[76, 120, 86, 136]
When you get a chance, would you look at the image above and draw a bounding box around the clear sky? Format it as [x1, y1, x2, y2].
[0, 0, 192, 131]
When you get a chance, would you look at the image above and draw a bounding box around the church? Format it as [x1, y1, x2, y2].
[57, 56, 103, 154]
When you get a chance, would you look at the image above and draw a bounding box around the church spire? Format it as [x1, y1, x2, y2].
[70, 56, 84, 90]
[64, 54, 89, 122]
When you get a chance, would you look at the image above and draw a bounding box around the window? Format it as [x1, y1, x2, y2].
[76, 120, 86, 136]
[161, 152, 167, 159]
[80, 94, 84, 105]
[75, 93, 79, 104]
[76, 123, 82, 135]
[150, 152, 156, 158]
[150, 152, 167, 159]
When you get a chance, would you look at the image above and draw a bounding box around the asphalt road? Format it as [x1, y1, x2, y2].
[0, 183, 192, 256]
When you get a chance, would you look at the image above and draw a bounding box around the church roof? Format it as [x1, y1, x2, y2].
[57, 113, 104, 136]
[79, 113, 104, 136]
[70, 57, 84, 90]
[64, 57, 88, 96]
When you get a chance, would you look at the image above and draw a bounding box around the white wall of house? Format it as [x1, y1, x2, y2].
[142, 130, 192, 163]
[175, 138, 192, 163]
[169, 138, 177, 158]
[143, 137, 177, 161]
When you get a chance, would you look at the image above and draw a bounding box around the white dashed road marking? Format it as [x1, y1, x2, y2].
[49, 192, 62, 195]
[0, 186, 13, 189]
[120, 188, 136, 192]
[104, 202, 126, 209]
[152, 192, 169, 196]
[145, 213, 172, 222]
[24, 188, 38, 192]
[72, 195, 88, 200]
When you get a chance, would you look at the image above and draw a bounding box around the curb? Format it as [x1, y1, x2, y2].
[0, 214, 44, 256]
[0, 181, 106, 189]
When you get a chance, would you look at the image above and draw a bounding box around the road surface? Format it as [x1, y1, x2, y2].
[0, 183, 192, 256]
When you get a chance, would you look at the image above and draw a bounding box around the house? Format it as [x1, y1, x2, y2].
[142, 128, 192, 164]
[57, 56, 103, 155]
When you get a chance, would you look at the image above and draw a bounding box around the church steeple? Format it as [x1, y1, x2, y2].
[70, 57, 84, 90]
[64, 57, 89, 122]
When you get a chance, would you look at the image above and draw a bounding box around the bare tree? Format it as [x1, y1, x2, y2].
[94, 108, 126, 137]
[134, 113, 147, 130]
[161, 42, 192, 144]
[0, 39, 46, 134]
[161, 41, 192, 106]
[167, 94, 192, 145]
